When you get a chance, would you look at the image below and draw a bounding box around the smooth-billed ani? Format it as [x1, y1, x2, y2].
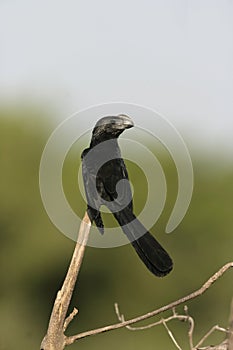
[81, 114, 173, 277]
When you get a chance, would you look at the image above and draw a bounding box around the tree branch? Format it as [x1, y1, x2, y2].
[40, 212, 91, 350]
[65, 262, 233, 345]
[40, 214, 232, 350]
[115, 303, 231, 350]
[228, 297, 233, 350]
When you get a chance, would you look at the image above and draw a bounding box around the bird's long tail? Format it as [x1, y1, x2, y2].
[113, 208, 173, 277]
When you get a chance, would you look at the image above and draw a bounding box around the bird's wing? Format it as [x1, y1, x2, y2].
[102, 158, 133, 212]
[81, 148, 102, 213]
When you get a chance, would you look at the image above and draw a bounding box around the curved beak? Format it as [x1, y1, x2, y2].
[118, 114, 134, 129]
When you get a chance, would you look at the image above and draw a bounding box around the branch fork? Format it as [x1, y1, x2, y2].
[40, 214, 233, 350]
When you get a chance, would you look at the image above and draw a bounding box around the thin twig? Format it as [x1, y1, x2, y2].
[197, 339, 228, 350]
[65, 262, 233, 345]
[115, 304, 189, 331]
[63, 308, 79, 332]
[228, 297, 233, 350]
[116, 304, 196, 349]
[195, 326, 231, 349]
[115, 303, 231, 350]
[162, 318, 183, 350]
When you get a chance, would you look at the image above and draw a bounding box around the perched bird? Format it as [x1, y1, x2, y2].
[81, 114, 173, 277]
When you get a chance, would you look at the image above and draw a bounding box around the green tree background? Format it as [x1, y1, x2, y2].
[0, 106, 232, 349]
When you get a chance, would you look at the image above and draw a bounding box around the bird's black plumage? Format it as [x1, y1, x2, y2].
[81, 114, 173, 277]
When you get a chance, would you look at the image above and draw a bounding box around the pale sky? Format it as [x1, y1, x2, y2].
[1, 0, 233, 155]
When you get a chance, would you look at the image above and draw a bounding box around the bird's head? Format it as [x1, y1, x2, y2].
[91, 114, 134, 143]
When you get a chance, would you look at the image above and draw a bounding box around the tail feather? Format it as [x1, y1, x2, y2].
[114, 208, 173, 277]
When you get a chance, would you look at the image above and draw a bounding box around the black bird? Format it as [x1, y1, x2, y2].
[81, 114, 173, 277]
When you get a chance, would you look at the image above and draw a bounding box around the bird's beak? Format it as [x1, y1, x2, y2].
[118, 114, 134, 129]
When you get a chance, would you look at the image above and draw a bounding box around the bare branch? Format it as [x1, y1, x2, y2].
[63, 308, 79, 332]
[40, 217, 232, 350]
[115, 303, 231, 350]
[40, 213, 91, 350]
[66, 262, 233, 345]
[228, 297, 233, 350]
[197, 340, 228, 350]
[162, 318, 183, 350]
[115, 304, 190, 332]
[195, 325, 229, 349]
[115, 304, 195, 348]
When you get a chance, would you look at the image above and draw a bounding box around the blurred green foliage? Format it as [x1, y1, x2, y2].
[0, 106, 232, 350]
